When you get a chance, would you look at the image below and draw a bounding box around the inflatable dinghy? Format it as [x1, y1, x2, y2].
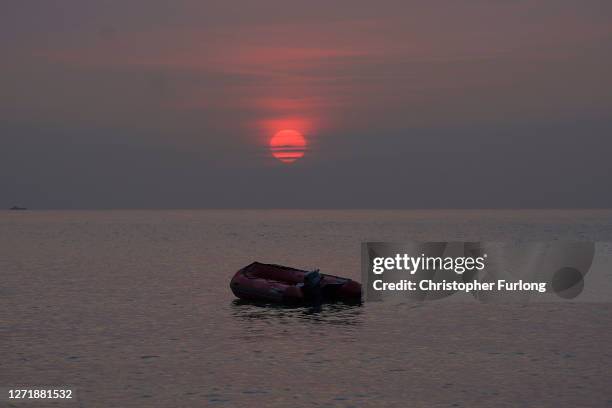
[230, 262, 362, 305]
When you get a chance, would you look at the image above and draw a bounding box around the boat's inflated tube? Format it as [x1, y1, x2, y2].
[230, 262, 362, 305]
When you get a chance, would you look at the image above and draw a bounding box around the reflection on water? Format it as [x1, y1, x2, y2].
[230, 300, 364, 326]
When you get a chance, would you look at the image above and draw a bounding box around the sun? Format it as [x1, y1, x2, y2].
[269, 129, 307, 163]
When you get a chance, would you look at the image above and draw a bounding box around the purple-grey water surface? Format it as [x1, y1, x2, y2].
[2, 210, 612, 407]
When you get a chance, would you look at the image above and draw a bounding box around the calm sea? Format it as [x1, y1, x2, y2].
[2, 210, 612, 407]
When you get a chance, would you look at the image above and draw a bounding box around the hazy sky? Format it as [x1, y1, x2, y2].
[1, 1, 611, 208]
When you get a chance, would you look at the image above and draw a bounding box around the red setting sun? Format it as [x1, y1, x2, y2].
[269, 129, 307, 163]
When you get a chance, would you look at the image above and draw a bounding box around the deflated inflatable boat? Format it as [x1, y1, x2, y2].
[230, 262, 362, 305]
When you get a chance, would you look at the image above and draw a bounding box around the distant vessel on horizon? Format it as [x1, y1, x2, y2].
[9, 205, 27, 210]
